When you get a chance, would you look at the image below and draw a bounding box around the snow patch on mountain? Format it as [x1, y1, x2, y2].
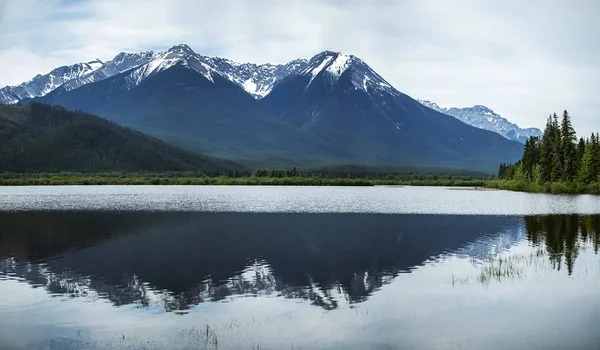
[200, 56, 308, 98]
[418, 99, 542, 143]
[326, 53, 351, 78]
[309, 56, 335, 84]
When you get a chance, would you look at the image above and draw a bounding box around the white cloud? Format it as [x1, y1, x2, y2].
[0, 0, 598, 134]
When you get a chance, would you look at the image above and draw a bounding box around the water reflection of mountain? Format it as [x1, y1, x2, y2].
[1, 212, 597, 311]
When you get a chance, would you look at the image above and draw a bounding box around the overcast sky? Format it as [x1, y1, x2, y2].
[0, 0, 598, 134]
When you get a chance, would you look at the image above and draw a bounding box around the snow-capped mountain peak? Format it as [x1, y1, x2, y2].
[417, 99, 542, 143]
[125, 45, 218, 85]
[168, 43, 195, 54]
[302, 51, 353, 88]
[297, 51, 400, 98]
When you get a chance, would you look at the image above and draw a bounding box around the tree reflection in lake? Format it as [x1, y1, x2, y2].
[524, 214, 600, 275]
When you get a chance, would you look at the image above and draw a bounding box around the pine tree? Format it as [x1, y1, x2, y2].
[577, 137, 586, 163]
[578, 143, 590, 184]
[550, 113, 564, 181]
[498, 163, 506, 179]
[560, 110, 578, 181]
[586, 133, 600, 184]
[539, 116, 555, 183]
[522, 136, 540, 181]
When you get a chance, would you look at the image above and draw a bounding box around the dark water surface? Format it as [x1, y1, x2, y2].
[1, 186, 599, 349]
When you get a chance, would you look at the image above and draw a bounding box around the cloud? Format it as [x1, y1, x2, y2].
[0, 0, 598, 134]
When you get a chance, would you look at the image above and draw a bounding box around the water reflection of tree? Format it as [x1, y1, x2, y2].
[524, 215, 599, 275]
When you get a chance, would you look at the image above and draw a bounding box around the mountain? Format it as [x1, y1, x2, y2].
[0, 103, 244, 174]
[418, 100, 543, 143]
[30, 46, 347, 165]
[21, 45, 523, 172]
[261, 51, 524, 172]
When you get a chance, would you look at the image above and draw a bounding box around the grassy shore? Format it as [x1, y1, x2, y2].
[0, 174, 488, 187]
[486, 180, 600, 195]
[1, 174, 598, 194]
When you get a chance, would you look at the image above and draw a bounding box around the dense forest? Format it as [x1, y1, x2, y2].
[0, 103, 246, 175]
[497, 111, 600, 193]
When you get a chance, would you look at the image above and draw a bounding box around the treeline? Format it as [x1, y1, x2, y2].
[0, 175, 375, 186]
[0, 167, 492, 187]
[497, 111, 600, 194]
[0, 173, 489, 187]
[253, 168, 490, 181]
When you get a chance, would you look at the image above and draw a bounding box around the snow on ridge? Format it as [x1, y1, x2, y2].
[325, 53, 351, 78]
[87, 60, 104, 70]
[309, 56, 335, 79]
[131, 54, 215, 86]
[0, 57, 112, 104]
[304, 55, 335, 89]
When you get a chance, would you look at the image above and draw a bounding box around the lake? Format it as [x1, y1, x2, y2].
[1, 186, 599, 350]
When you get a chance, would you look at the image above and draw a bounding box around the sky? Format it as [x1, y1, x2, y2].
[0, 0, 598, 134]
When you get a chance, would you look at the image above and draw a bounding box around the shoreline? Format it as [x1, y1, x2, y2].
[0, 176, 486, 187]
[486, 180, 600, 195]
[0, 176, 598, 195]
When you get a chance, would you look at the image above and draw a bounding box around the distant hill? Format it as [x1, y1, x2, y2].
[0, 103, 245, 174]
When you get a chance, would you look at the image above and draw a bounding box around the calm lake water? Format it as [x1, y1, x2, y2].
[1, 186, 600, 350]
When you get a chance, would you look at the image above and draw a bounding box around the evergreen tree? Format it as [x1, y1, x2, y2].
[577, 137, 586, 163]
[578, 144, 590, 184]
[503, 109, 598, 191]
[560, 110, 578, 181]
[498, 163, 507, 179]
[550, 113, 564, 181]
[522, 136, 540, 181]
[588, 133, 600, 183]
[539, 116, 555, 183]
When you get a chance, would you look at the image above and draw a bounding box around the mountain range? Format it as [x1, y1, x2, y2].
[1, 44, 525, 173]
[417, 100, 542, 143]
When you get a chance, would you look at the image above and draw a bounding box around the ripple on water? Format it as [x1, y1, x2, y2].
[1, 185, 600, 215]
